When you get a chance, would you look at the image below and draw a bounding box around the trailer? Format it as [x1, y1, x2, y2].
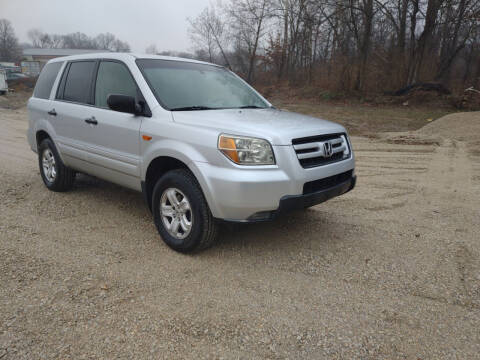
[0, 69, 8, 95]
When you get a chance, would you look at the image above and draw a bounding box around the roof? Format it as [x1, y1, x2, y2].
[45, 52, 219, 67]
[23, 48, 109, 57]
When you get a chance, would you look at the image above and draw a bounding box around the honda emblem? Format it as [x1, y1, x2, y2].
[323, 142, 333, 157]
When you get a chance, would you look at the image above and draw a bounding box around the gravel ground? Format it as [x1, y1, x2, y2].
[1, 108, 479, 359]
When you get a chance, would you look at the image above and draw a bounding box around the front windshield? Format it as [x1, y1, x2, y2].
[136, 59, 269, 110]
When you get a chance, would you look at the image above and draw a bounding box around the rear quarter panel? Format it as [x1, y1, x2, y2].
[27, 98, 59, 154]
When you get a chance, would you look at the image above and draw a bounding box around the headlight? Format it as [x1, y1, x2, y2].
[218, 134, 275, 165]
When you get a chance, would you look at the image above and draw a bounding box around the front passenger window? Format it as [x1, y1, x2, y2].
[95, 61, 137, 109]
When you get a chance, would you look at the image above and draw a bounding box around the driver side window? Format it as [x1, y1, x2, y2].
[95, 61, 137, 109]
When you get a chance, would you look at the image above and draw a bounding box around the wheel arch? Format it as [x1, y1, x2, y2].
[142, 155, 219, 218]
[34, 125, 68, 165]
[36, 130, 51, 149]
[143, 156, 193, 212]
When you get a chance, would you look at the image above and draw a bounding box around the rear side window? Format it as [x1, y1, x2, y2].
[95, 61, 137, 108]
[33, 62, 63, 99]
[63, 61, 96, 104]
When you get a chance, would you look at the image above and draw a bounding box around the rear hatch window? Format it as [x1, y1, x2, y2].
[33, 62, 63, 99]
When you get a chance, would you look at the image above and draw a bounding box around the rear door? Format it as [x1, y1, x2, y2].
[52, 60, 97, 166]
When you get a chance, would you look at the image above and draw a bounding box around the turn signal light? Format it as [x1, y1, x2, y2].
[218, 135, 240, 163]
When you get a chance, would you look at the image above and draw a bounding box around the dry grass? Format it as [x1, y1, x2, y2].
[270, 97, 454, 136]
[0, 89, 32, 110]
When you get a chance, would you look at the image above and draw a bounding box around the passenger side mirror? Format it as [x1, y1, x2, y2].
[107, 94, 143, 115]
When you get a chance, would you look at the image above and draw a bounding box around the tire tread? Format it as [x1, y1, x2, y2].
[152, 168, 218, 252]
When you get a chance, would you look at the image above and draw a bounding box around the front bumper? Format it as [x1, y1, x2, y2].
[277, 174, 356, 215]
[191, 144, 355, 221]
[240, 173, 356, 222]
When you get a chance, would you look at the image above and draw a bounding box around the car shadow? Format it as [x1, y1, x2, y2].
[71, 173, 347, 255]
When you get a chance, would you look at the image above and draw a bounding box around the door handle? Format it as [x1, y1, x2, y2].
[48, 109, 57, 116]
[84, 117, 98, 125]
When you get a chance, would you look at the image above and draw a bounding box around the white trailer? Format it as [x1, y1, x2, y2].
[0, 69, 8, 95]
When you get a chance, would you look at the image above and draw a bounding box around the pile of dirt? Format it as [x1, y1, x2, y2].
[383, 132, 443, 146]
[417, 111, 480, 141]
[382, 111, 480, 145]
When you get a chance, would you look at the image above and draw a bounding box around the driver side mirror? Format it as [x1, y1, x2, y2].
[107, 94, 144, 115]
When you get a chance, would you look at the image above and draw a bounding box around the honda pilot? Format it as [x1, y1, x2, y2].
[27, 53, 356, 252]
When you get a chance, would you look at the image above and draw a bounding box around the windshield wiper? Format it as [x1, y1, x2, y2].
[238, 105, 264, 109]
[170, 106, 214, 111]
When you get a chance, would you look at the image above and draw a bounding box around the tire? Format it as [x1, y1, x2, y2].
[152, 169, 218, 253]
[38, 138, 75, 192]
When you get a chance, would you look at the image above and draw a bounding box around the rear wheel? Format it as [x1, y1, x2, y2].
[38, 138, 75, 192]
[152, 169, 218, 253]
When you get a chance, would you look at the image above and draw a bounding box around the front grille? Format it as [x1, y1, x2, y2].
[292, 133, 350, 168]
[303, 170, 353, 194]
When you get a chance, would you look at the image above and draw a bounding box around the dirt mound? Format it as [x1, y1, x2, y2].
[384, 132, 442, 146]
[381, 111, 479, 145]
[417, 111, 480, 141]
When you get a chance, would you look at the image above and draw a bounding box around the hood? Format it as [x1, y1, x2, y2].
[170, 108, 346, 145]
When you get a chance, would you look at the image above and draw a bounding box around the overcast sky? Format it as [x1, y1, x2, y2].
[0, 0, 211, 52]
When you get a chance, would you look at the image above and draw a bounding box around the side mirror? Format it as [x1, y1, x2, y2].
[107, 94, 143, 115]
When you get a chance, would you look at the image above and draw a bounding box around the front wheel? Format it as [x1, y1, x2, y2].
[152, 169, 218, 253]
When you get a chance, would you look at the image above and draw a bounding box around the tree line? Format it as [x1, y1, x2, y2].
[188, 0, 480, 94]
[26, 29, 130, 52]
[0, 18, 130, 63]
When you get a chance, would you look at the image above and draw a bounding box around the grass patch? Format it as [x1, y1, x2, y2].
[270, 98, 454, 136]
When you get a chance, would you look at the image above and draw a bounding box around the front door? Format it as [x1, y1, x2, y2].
[82, 60, 143, 190]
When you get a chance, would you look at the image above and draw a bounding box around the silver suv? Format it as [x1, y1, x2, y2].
[27, 53, 356, 252]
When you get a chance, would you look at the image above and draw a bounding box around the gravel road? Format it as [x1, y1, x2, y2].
[1, 108, 479, 359]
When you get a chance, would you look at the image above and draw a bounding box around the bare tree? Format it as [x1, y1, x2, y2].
[112, 39, 130, 52]
[350, 0, 375, 90]
[28, 29, 50, 48]
[227, 0, 271, 82]
[61, 32, 96, 49]
[188, 0, 480, 93]
[95, 33, 116, 51]
[145, 44, 159, 54]
[188, 5, 231, 67]
[435, 0, 479, 84]
[50, 34, 64, 48]
[0, 19, 21, 62]
[407, 0, 444, 84]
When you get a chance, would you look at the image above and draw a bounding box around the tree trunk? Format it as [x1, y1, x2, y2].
[435, 0, 468, 85]
[278, 0, 289, 79]
[398, 0, 408, 52]
[355, 0, 374, 91]
[247, 0, 266, 83]
[406, 0, 419, 85]
[208, 22, 231, 70]
[407, 0, 442, 85]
